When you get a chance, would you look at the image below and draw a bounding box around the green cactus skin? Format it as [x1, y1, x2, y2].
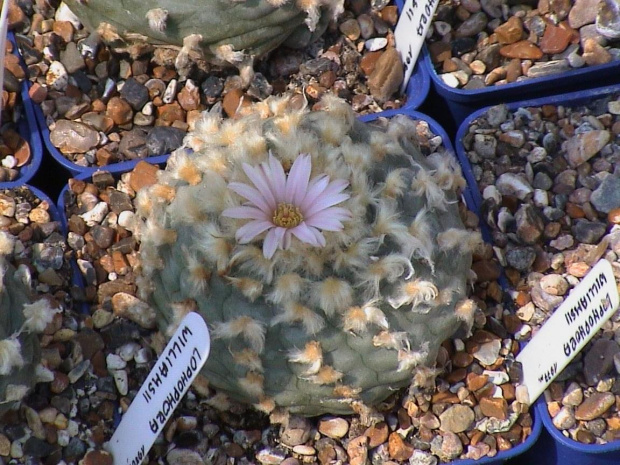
[63, 0, 340, 67]
[135, 96, 480, 416]
[0, 258, 40, 418]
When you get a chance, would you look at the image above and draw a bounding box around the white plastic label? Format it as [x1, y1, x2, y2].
[394, 0, 439, 93]
[516, 259, 619, 405]
[106, 312, 210, 465]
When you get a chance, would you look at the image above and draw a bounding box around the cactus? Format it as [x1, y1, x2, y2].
[135, 96, 481, 416]
[62, 0, 343, 79]
[0, 232, 58, 417]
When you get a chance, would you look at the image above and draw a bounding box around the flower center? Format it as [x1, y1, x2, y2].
[272, 203, 303, 228]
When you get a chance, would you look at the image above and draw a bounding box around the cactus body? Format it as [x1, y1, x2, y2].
[136, 97, 479, 416]
[0, 257, 39, 417]
[63, 0, 341, 67]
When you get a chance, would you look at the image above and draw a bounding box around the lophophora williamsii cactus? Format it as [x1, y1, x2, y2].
[63, 0, 343, 79]
[0, 232, 59, 417]
[134, 95, 481, 416]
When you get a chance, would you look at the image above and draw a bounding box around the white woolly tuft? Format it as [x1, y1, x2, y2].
[211, 316, 266, 353]
[232, 349, 264, 372]
[145, 8, 168, 32]
[0, 338, 24, 376]
[288, 341, 323, 375]
[21, 299, 59, 333]
[238, 372, 264, 398]
[436, 229, 483, 254]
[271, 302, 325, 335]
[313, 278, 353, 316]
[0, 231, 14, 256]
[387, 279, 439, 310]
[397, 342, 429, 372]
[266, 273, 306, 305]
[194, 222, 232, 274]
[304, 365, 344, 385]
[373, 331, 410, 351]
[226, 276, 264, 302]
[411, 168, 448, 211]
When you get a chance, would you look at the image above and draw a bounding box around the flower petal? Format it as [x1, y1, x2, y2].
[242, 163, 277, 211]
[228, 182, 272, 214]
[235, 220, 273, 243]
[290, 222, 322, 246]
[299, 175, 330, 212]
[285, 154, 312, 204]
[221, 206, 269, 221]
[263, 227, 285, 259]
[309, 227, 326, 247]
[267, 153, 287, 202]
[305, 210, 349, 231]
[282, 229, 292, 250]
[304, 192, 350, 218]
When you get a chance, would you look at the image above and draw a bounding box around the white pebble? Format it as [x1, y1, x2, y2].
[119, 342, 141, 362]
[163, 79, 178, 104]
[533, 189, 549, 207]
[134, 347, 152, 364]
[440, 72, 460, 88]
[106, 353, 127, 370]
[1, 156, 16, 169]
[55, 2, 82, 28]
[112, 370, 129, 396]
[118, 210, 137, 231]
[46, 61, 69, 91]
[483, 370, 510, 385]
[365, 37, 388, 51]
[79, 202, 109, 226]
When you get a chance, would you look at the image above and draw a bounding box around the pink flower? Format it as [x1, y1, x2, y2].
[222, 153, 351, 259]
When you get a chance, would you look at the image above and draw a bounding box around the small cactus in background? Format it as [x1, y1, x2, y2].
[62, 0, 343, 80]
[135, 96, 481, 416]
[0, 232, 59, 418]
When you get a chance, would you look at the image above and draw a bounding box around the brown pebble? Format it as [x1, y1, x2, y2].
[494, 16, 523, 44]
[499, 41, 543, 60]
[453, 351, 474, 368]
[365, 421, 389, 448]
[82, 450, 113, 465]
[106, 97, 133, 125]
[480, 397, 508, 420]
[608, 208, 620, 224]
[346, 435, 368, 465]
[129, 161, 160, 191]
[51, 371, 70, 394]
[368, 47, 403, 104]
[472, 259, 502, 282]
[388, 432, 414, 461]
[575, 392, 616, 420]
[222, 88, 245, 118]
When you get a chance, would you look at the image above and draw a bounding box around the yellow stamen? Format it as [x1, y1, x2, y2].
[272, 203, 303, 228]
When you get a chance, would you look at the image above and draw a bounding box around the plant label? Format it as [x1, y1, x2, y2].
[516, 259, 619, 405]
[394, 0, 439, 93]
[106, 312, 210, 465]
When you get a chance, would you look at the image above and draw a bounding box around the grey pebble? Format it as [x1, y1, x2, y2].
[146, 126, 186, 156]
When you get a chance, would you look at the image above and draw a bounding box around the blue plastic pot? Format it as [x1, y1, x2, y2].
[535, 400, 620, 465]
[2, 33, 43, 187]
[424, 50, 620, 127]
[455, 83, 620, 465]
[56, 154, 170, 308]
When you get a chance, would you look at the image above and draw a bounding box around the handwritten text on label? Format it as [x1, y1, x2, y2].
[516, 260, 619, 405]
[106, 312, 210, 465]
[395, 0, 439, 92]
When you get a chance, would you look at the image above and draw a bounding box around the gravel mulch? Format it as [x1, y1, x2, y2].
[426, 0, 620, 89]
[460, 91, 620, 445]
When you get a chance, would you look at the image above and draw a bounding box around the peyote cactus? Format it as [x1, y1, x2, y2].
[0, 232, 58, 417]
[63, 0, 343, 79]
[135, 96, 481, 416]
